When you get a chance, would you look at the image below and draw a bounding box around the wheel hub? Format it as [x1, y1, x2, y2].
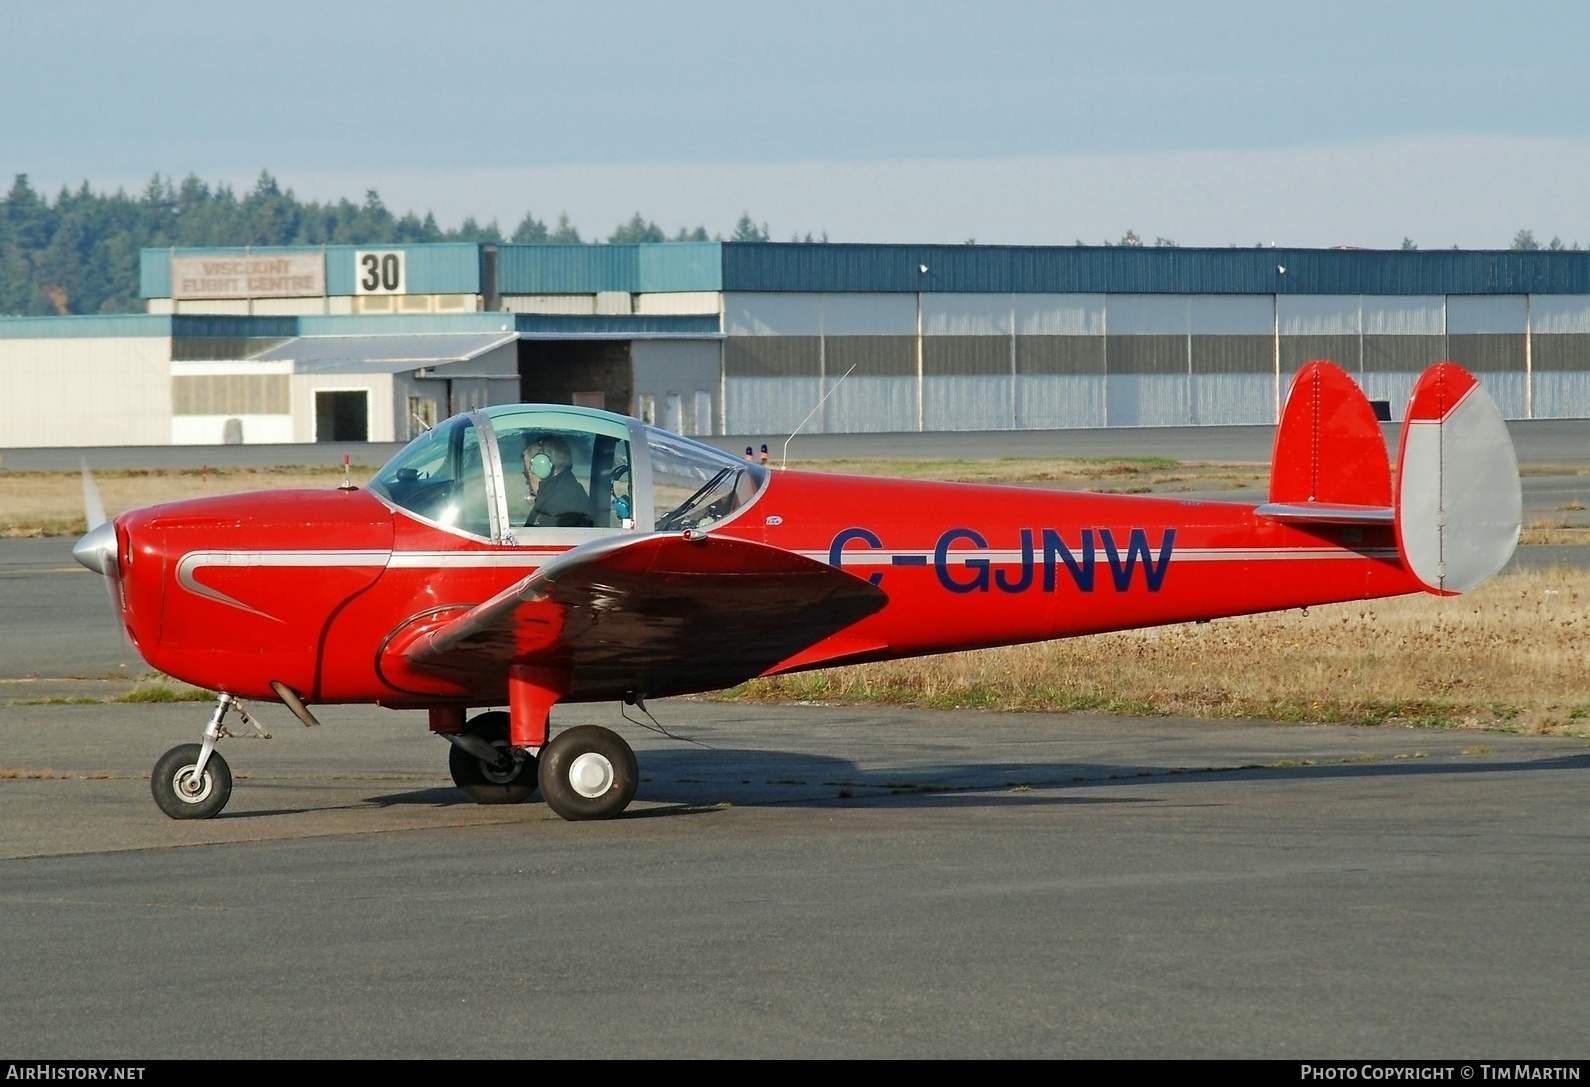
[478, 743, 521, 785]
[175, 766, 212, 803]
[567, 752, 615, 798]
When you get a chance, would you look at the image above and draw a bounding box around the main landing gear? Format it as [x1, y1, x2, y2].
[445, 710, 539, 805]
[445, 713, 637, 821]
[150, 692, 260, 820]
[538, 725, 638, 822]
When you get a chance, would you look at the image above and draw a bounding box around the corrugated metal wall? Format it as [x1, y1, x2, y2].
[720, 289, 1590, 432]
[721, 244, 1590, 297]
[725, 292, 1279, 432]
[494, 243, 722, 296]
[143, 242, 1590, 301]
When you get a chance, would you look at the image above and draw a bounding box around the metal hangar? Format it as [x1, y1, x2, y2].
[1, 241, 1587, 446]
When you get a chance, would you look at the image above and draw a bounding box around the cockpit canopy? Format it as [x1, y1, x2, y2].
[367, 404, 767, 542]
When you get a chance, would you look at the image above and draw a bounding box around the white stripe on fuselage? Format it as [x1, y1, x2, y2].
[799, 547, 1399, 565]
[173, 548, 565, 616]
[174, 542, 1398, 617]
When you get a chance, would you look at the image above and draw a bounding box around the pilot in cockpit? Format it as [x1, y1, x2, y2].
[523, 435, 594, 527]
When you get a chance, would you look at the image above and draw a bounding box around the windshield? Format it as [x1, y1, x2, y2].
[648, 428, 766, 531]
[367, 416, 492, 537]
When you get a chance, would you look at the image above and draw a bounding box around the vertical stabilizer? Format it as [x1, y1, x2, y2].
[1258, 360, 1393, 524]
[1395, 363, 1521, 595]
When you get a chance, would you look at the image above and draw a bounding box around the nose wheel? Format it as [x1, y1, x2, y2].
[538, 725, 637, 821]
[151, 742, 233, 819]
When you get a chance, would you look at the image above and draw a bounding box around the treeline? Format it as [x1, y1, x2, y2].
[0, 171, 773, 316]
[1, 170, 1582, 317]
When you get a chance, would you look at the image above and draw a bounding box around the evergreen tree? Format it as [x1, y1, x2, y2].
[608, 213, 664, 244]
[730, 213, 770, 242]
[512, 211, 550, 243]
[549, 213, 582, 244]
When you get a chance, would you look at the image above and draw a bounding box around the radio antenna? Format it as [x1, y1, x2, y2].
[782, 364, 856, 470]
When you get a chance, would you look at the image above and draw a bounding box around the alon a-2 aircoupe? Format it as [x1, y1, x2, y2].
[73, 360, 1521, 822]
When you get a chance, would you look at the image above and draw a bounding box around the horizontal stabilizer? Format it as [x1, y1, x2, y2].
[1395, 363, 1521, 594]
[1267, 360, 1393, 519]
[1254, 501, 1393, 526]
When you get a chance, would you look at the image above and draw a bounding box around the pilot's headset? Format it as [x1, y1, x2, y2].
[610, 462, 633, 522]
[527, 447, 554, 480]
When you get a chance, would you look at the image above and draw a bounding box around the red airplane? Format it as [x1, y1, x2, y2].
[73, 359, 1520, 822]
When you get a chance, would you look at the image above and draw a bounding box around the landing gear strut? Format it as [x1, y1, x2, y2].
[150, 692, 246, 819]
[445, 710, 538, 804]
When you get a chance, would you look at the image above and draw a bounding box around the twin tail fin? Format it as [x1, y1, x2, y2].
[1259, 359, 1521, 595]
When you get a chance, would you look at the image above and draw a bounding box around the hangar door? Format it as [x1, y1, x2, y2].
[316, 390, 369, 441]
[518, 340, 633, 416]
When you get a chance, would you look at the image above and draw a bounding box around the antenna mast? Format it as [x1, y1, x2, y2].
[781, 364, 856, 469]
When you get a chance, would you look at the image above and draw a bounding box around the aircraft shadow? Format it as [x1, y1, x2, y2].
[339, 748, 1590, 819]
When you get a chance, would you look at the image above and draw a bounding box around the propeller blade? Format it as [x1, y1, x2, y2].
[102, 564, 130, 650]
[72, 463, 130, 653]
[81, 460, 106, 531]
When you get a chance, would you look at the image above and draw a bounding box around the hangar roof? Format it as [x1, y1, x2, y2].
[249, 331, 516, 366]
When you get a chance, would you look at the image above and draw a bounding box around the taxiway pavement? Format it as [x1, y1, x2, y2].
[0, 700, 1586, 1058]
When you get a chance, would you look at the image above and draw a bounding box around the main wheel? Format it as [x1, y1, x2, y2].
[151, 743, 232, 820]
[448, 711, 538, 805]
[538, 725, 638, 821]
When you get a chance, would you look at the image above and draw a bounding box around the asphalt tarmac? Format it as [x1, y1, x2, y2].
[1, 700, 1586, 1059]
[1, 425, 1587, 1057]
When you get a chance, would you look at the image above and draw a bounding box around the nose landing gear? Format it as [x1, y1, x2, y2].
[151, 742, 232, 819]
[150, 692, 259, 820]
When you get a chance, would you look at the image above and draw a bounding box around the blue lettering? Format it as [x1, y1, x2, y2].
[1041, 528, 1095, 592]
[829, 527, 884, 586]
[994, 528, 1034, 593]
[935, 528, 989, 593]
[1100, 528, 1176, 591]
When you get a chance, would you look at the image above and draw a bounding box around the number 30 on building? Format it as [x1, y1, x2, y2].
[355, 250, 405, 295]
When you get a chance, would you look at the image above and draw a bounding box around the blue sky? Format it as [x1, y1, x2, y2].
[5, 1, 1589, 246]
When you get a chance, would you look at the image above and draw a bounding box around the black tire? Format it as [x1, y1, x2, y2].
[448, 711, 538, 805]
[538, 725, 637, 821]
[151, 743, 232, 820]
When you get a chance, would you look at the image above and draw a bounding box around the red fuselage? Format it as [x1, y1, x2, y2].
[112, 471, 1419, 710]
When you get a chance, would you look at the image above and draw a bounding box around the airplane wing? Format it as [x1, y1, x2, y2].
[399, 531, 889, 700]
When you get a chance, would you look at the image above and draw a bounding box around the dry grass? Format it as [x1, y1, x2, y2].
[0, 466, 375, 537]
[729, 566, 1590, 734]
[1520, 518, 1590, 545]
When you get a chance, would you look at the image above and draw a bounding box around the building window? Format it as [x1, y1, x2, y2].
[407, 395, 437, 439]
